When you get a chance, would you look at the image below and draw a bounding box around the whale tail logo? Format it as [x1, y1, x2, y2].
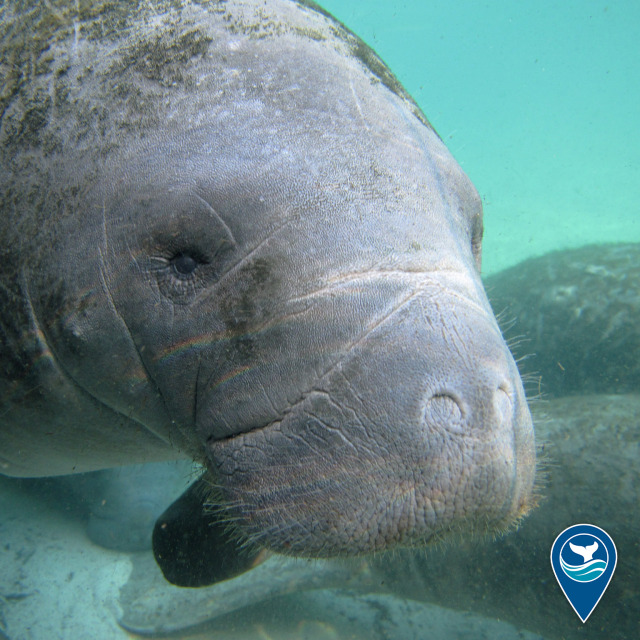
[569, 541, 598, 562]
[560, 536, 607, 583]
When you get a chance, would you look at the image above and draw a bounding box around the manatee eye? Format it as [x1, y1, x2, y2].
[170, 253, 199, 278]
[150, 249, 211, 304]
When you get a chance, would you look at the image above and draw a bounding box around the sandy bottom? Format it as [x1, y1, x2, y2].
[0, 475, 546, 640]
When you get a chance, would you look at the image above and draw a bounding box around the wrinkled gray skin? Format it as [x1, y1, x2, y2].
[0, 0, 535, 557]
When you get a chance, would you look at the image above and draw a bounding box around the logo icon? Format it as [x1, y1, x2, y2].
[550, 524, 617, 622]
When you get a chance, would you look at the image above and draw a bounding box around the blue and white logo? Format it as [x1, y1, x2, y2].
[551, 524, 617, 622]
[560, 533, 607, 582]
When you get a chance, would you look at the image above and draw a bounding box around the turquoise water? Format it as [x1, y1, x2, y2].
[320, 0, 640, 274]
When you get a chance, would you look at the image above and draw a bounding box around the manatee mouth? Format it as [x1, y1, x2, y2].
[205, 390, 534, 557]
[202, 281, 537, 557]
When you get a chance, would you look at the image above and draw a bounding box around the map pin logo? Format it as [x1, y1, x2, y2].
[550, 523, 617, 622]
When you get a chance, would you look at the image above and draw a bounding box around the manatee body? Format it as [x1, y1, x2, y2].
[0, 0, 534, 563]
[487, 243, 640, 397]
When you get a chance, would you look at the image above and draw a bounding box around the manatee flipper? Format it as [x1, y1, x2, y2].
[152, 474, 264, 587]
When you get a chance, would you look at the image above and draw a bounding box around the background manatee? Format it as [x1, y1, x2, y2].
[6, 460, 196, 552]
[79, 460, 197, 552]
[0, 0, 534, 570]
[486, 243, 640, 397]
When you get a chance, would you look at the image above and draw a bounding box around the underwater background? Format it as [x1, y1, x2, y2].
[321, 0, 640, 274]
[1, 1, 638, 639]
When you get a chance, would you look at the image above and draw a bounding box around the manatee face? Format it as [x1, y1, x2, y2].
[0, 0, 535, 557]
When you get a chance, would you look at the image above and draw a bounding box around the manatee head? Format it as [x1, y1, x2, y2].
[1, 0, 535, 559]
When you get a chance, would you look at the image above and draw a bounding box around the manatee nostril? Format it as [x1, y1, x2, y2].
[423, 392, 465, 434]
[495, 382, 513, 423]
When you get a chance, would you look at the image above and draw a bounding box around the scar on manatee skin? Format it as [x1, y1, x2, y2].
[556, 361, 565, 371]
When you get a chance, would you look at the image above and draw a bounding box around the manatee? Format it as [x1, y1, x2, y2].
[486, 243, 640, 397]
[0, 0, 535, 579]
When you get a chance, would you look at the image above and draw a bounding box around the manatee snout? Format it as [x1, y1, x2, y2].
[206, 278, 535, 557]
